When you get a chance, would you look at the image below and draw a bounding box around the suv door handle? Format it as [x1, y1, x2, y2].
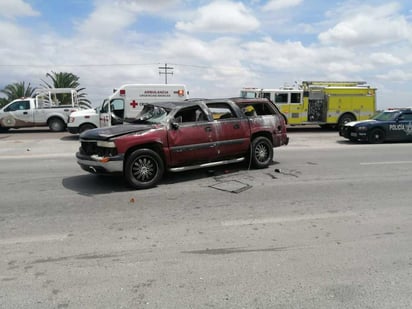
[205, 126, 212, 132]
[233, 124, 240, 129]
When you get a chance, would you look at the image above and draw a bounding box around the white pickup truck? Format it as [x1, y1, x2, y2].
[0, 88, 81, 132]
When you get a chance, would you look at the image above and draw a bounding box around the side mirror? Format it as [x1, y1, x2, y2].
[171, 116, 182, 130]
[171, 122, 180, 130]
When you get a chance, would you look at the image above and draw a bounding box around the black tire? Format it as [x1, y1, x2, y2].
[338, 113, 356, 128]
[0, 126, 9, 133]
[48, 118, 65, 132]
[79, 123, 96, 134]
[251, 136, 273, 168]
[368, 128, 385, 144]
[125, 149, 164, 189]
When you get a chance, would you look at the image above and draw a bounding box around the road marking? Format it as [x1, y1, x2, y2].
[360, 161, 412, 166]
[0, 153, 74, 160]
[221, 211, 356, 226]
[0, 234, 68, 245]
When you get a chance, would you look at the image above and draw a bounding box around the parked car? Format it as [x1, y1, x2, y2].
[339, 108, 412, 143]
[76, 98, 289, 189]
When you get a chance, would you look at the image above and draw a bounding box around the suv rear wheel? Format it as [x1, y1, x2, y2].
[251, 136, 273, 168]
[125, 149, 164, 189]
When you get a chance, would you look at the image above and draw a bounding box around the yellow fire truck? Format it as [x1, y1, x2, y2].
[240, 81, 377, 128]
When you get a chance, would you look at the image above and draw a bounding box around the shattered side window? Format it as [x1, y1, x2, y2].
[173, 106, 208, 123]
[206, 103, 237, 120]
[236, 102, 277, 116]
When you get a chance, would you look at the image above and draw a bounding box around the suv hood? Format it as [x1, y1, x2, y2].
[80, 124, 153, 140]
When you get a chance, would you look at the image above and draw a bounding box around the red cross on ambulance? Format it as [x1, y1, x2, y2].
[130, 100, 138, 108]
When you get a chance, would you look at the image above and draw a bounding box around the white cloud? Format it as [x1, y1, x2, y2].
[262, 0, 303, 11]
[74, 0, 184, 39]
[74, 3, 137, 39]
[243, 36, 378, 81]
[376, 69, 412, 81]
[156, 34, 257, 89]
[1, 0, 412, 109]
[175, 0, 260, 33]
[370, 52, 403, 66]
[115, 0, 181, 12]
[319, 3, 412, 47]
[0, 0, 39, 18]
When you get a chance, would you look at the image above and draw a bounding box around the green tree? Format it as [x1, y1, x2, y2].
[42, 71, 91, 108]
[0, 81, 37, 107]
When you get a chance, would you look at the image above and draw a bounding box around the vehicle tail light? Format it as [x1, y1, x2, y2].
[120, 89, 126, 96]
[177, 89, 185, 96]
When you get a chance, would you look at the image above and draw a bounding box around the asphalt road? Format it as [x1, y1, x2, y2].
[1, 128, 412, 308]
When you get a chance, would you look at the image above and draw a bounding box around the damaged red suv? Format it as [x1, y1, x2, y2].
[76, 98, 289, 189]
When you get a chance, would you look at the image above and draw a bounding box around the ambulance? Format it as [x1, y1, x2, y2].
[68, 84, 189, 134]
[241, 81, 376, 128]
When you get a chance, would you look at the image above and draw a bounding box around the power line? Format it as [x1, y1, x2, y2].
[0, 63, 159, 68]
[0, 61, 285, 76]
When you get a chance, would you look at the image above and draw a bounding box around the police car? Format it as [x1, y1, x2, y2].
[339, 108, 412, 143]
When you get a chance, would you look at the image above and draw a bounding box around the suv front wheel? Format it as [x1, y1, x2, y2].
[125, 149, 164, 189]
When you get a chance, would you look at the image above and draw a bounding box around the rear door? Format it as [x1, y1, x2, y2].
[167, 105, 218, 166]
[99, 98, 124, 128]
[99, 99, 111, 128]
[206, 101, 250, 159]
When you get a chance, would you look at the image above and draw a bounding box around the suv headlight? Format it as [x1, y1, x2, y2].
[97, 141, 116, 148]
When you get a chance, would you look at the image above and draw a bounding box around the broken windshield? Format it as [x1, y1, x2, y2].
[132, 105, 169, 124]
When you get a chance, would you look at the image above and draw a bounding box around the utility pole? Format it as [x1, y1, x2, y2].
[158, 63, 173, 84]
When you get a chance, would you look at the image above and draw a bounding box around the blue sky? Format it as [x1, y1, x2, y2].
[1, 0, 412, 109]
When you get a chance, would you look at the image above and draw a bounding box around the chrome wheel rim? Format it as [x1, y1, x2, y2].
[132, 156, 157, 182]
[255, 143, 269, 163]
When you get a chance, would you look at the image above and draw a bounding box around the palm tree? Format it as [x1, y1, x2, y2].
[0, 97, 8, 108]
[41, 71, 91, 108]
[0, 81, 37, 107]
